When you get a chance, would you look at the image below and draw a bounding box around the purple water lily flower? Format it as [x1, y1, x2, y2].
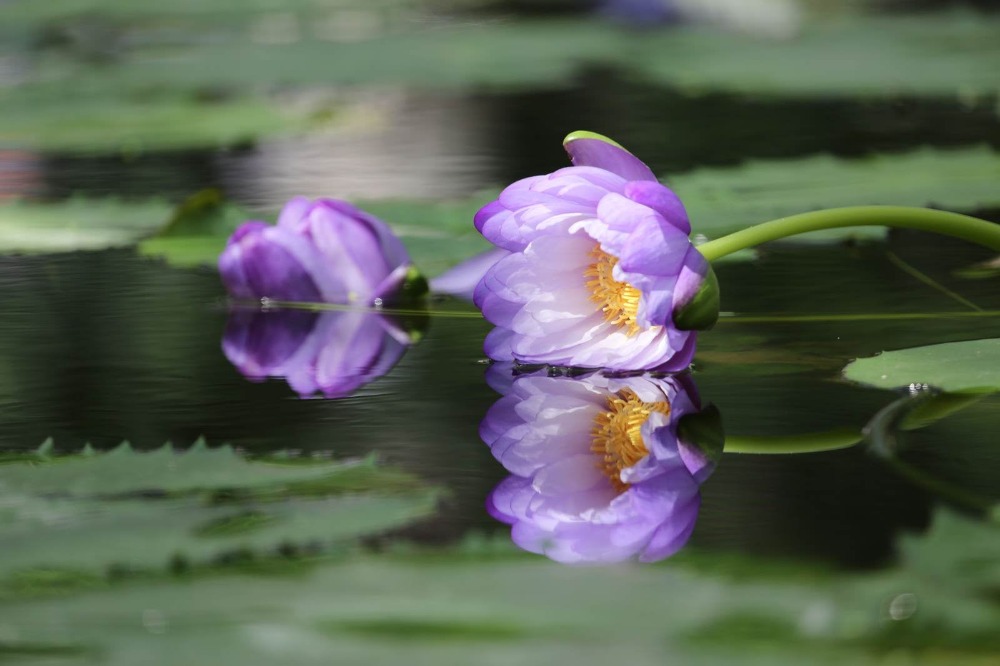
[482, 368, 718, 564]
[219, 197, 414, 305]
[223, 308, 413, 399]
[473, 132, 713, 372]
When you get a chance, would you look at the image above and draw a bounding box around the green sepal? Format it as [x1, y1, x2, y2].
[673, 259, 719, 331]
[676, 403, 725, 468]
[391, 265, 429, 304]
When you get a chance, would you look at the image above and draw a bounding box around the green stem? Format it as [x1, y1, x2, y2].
[724, 428, 862, 455]
[697, 206, 1000, 261]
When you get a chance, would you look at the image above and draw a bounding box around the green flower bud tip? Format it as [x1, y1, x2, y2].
[676, 403, 726, 472]
[395, 265, 429, 304]
[673, 261, 720, 332]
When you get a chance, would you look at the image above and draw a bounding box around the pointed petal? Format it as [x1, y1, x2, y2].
[563, 131, 657, 182]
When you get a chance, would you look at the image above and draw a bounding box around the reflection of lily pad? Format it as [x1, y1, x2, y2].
[844, 339, 1000, 393]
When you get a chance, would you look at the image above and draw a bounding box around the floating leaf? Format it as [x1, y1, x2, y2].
[673, 146, 1000, 240]
[900, 509, 1000, 588]
[139, 146, 1000, 270]
[844, 339, 1000, 393]
[0, 442, 438, 578]
[0, 495, 435, 576]
[11, 12, 1000, 97]
[155, 189, 248, 238]
[139, 196, 495, 271]
[0, 493, 435, 578]
[0, 440, 374, 496]
[3, 10, 999, 150]
[0, 198, 171, 253]
[1, 509, 997, 665]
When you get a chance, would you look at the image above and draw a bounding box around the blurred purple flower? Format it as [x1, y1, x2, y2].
[473, 133, 712, 371]
[598, 0, 681, 25]
[482, 368, 718, 564]
[219, 197, 414, 305]
[223, 308, 413, 399]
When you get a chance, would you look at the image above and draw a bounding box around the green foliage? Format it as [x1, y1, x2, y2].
[0, 87, 307, 153]
[154, 189, 249, 238]
[303, 196, 493, 276]
[0, 198, 171, 253]
[136, 189, 248, 267]
[0, 508, 996, 665]
[137, 147, 1000, 270]
[0, 439, 374, 496]
[3, 8, 999, 150]
[139, 235, 230, 268]
[673, 146, 1000, 241]
[139, 195, 496, 272]
[0, 441, 438, 580]
[4, 146, 997, 259]
[843, 338, 1000, 393]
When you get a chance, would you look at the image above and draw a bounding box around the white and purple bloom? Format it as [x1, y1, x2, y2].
[223, 308, 414, 399]
[473, 132, 716, 372]
[483, 368, 720, 564]
[219, 197, 415, 305]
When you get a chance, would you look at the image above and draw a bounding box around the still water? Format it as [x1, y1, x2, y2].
[2, 81, 999, 572]
[2, 241, 997, 571]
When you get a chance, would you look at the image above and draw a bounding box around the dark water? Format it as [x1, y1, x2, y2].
[4, 81, 999, 570]
[2, 240, 997, 569]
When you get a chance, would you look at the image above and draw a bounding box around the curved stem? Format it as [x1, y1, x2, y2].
[697, 206, 1000, 262]
[724, 428, 862, 455]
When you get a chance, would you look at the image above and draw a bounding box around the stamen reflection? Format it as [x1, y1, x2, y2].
[223, 308, 419, 398]
[482, 367, 722, 564]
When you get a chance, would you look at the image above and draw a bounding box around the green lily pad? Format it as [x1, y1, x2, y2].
[10, 146, 1000, 260]
[10, 11, 999, 97]
[0, 441, 438, 578]
[843, 338, 1000, 393]
[1, 495, 435, 577]
[0, 507, 998, 665]
[0, 439, 371, 496]
[3, 9, 1000, 150]
[138, 195, 495, 271]
[0, 89, 310, 153]
[0, 198, 171, 253]
[673, 146, 1000, 241]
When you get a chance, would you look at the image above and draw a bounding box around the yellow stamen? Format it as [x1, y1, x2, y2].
[591, 388, 671, 493]
[584, 248, 643, 336]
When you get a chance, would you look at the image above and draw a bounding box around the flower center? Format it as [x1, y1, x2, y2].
[591, 388, 671, 493]
[584, 248, 642, 336]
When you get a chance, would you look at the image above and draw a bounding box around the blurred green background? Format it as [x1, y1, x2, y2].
[0, 1, 999, 664]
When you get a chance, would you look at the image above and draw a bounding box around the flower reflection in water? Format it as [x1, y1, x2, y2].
[223, 308, 418, 399]
[482, 368, 721, 564]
